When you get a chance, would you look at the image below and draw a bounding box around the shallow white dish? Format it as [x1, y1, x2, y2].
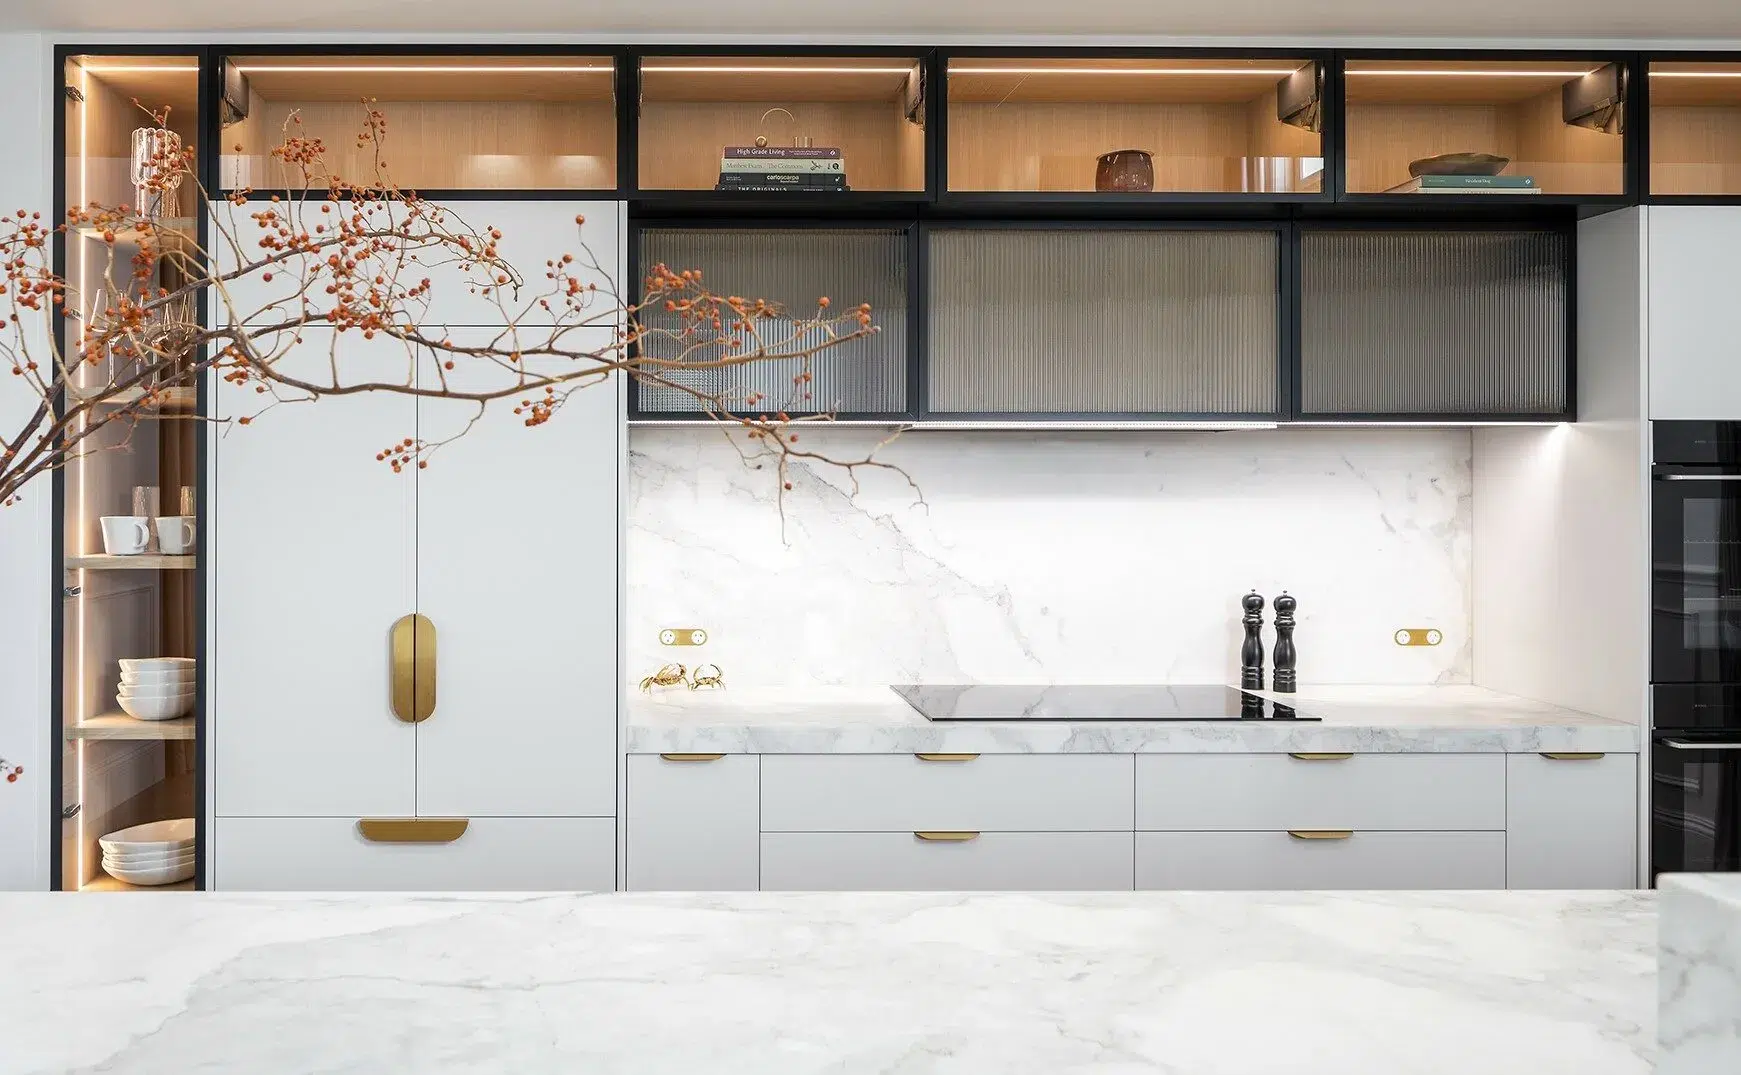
[101, 858, 195, 886]
[117, 684, 194, 702]
[120, 669, 195, 689]
[118, 657, 195, 674]
[116, 693, 194, 721]
[99, 817, 195, 856]
[104, 849, 193, 869]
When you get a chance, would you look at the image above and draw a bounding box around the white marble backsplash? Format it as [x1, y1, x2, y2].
[628, 427, 1472, 688]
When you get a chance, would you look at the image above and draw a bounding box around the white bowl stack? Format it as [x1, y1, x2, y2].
[116, 657, 195, 721]
[98, 817, 195, 886]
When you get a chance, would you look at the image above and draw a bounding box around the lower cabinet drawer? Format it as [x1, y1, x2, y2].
[214, 817, 616, 891]
[1135, 831, 1506, 891]
[626, 753, 759, 891]
[760, 832, 1134, 891]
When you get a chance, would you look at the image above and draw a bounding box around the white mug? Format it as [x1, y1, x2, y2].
[99, 516, 151, 555]
[155, 516, 196, 555]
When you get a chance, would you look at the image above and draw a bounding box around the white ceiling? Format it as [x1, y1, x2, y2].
[6, 0, 1741, 42]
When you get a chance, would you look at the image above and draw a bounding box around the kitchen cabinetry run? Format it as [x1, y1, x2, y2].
[1647, 206, 1741, 420]
[210, 200, 623, 890]
[623, 749, 1639, 893]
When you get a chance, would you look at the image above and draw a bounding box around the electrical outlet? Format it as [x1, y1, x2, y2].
[1393, 628, 1444, 647]
[659, 628, 708, 647]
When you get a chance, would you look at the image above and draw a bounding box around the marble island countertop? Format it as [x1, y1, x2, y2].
[625, 683, 1641, 754]
[0, 889, 1654, 1074]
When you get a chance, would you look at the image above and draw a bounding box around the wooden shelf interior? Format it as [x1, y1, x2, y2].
[1650, 63, 1741, 195]
[82, 870, 195, 892]
[638, 55, 925, 191]
[220, 54, 617, 190]
[947, 56, 1322, 193]
[1343, 59, 1624, 194]
[67, 554, 196, 570]
[68, 714, 195, 741]
[65, 56, 200, 210]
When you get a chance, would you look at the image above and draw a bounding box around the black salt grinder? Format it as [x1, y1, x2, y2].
[1272, 592, 1297, 694]
[1240, 591, 1266, 691]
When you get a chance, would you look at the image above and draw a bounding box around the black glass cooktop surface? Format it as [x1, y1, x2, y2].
[892, 684, 1318, 722]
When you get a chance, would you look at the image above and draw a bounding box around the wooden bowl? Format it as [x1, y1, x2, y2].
[1408, 152, 1510, 177]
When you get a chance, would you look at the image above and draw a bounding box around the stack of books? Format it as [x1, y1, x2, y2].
[717, 146, 849, 193]
[1384, 175, 1541, 195]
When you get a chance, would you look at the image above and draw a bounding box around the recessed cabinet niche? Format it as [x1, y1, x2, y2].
[946, 56, 1324, 196]
[1650, 61, 1741, 196]
[1343, 59, 1625, 196]
[1298, 228, 1569, 417]
[219, 54, 618, 191]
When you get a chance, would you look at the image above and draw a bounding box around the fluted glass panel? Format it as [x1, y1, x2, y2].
[927, 229, 1278, 414]
[635, 228, 908, 414]
[1300, 230, 1568, 415]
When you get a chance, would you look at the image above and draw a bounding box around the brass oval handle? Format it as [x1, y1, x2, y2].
[660, 753, 725, 762]
[389, 613, 437, 723]
[1288, 752, 1352, 761]
[1540, 752, 1605, 760]
[914, 753, 979, 762]
[1288, 829, 1353, 840]
[914, 831, 980, 842]
[357, 818, 468, 843]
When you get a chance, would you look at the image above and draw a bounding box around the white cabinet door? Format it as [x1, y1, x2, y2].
[412, 325, 619, 818]
[213, 330, 417, 817]
[1505, 753, 1638, 889]
[1136, 831, 1506, 891]
[761, 832, 1134, 891]
[1649, 206, 1741, 419]
[214, 816, 615, 891]
[626, 754, 759, 891]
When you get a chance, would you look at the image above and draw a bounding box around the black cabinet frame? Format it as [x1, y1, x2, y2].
[1638, 49, 1741, 205]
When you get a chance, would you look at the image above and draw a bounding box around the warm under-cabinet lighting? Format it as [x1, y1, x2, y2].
[234, 64, 611, 74]
[80, 65, 199, 74]
[949, 66, 1303, 76]
[641, 65, 914, 74]
[1650, 70, 1741, 78]
[1347, 67, 1600, 77]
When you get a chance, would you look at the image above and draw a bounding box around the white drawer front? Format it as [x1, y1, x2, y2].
[761, 754, 1133, 832]
[1505, 753, 1639, 889]
[1136, 753, 1504, 831]
[1136, 831, 1506, 891]
[214, 817, 615, 891]
[627, 754, 759, 891]
[761, 832, 1134, 891]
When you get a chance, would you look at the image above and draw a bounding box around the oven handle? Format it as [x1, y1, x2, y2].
[1662, 739, 1741, 750]
[1659, 474, 1741, 482]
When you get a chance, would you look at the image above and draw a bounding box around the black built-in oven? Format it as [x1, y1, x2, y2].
[1653, 422, 1741, 878]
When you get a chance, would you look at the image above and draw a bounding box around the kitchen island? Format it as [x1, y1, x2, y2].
[0, 889, 1653, 1074]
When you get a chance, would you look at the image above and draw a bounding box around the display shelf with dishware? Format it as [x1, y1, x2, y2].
[216, 50, 620, 195]
[52, 50, 207, 893]
[939, 50, 1330, 206]
[1646, 57, 1741, 200]
[633, 50, 928, 204]
[1338, 53, 1630, 204]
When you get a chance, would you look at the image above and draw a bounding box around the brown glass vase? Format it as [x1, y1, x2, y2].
[1095, 149, 1154, 193]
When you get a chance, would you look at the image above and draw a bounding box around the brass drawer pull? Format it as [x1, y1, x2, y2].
[914, 753, 979, 762]
[1288, 752, 1352, 761]
[389, 613, 437, 723]
[1288, 829, 1353, 840]
[357, 818, 468, 843]
[1540, 752, 1605, 760]
[660, 753, 725, 762]
[914, 831, 980, 842]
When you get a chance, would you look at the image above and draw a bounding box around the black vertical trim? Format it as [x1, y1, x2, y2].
[1631, 52, 1651, 203]
[618, 48, 639, 198]
[1324, 54, 1347, 203]
[1279, 222, 1301, 420]
[927, 50, 947, 201]
[193, 45, 215, 890]
[909, 220, 927, 420]
[48, 43, 68, 894]
[623, 219, 641, 418]
[1563, 218, 1580, 421]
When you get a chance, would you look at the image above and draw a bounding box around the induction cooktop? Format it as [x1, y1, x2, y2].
[892, 684, 1319, 722]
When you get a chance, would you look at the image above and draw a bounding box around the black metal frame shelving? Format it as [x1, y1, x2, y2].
[1638, 50, 1741, 206]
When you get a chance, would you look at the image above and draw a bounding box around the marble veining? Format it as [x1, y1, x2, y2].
[624, 683, 1642, 754]
[1659, 873, 1741, 1075]
[628, 427, 1473, 688]
[0, 890, 1653, 1074]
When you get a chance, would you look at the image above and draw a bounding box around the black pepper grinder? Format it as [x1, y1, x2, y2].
[1240, 591, 1266, 691]
[1272, 592, 1297, 694]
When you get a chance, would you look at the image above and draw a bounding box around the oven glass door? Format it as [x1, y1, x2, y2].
[1653, 470, 1741, 682]
[1652, 736, 1741, 877]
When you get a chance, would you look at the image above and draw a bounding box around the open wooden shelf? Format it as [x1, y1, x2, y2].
[946, 56, 1323, 195]
[81, 870, 194, 892]
[72, 217, 196, 244]
[67, 554, 196, 571]
[68, 713, 194, 741]
[1650, 62, 1741, 196]
[1343, 59, 1624, 196]
[70, 385, 197, 410]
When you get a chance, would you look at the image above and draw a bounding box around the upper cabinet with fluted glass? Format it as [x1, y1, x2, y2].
[1649, 59, 1741, 198]
[218, 54, 618, 193]
[1341, 55, 1628, 202]
[634, 53, 928, 196]
[944, 54, 1326, 200]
